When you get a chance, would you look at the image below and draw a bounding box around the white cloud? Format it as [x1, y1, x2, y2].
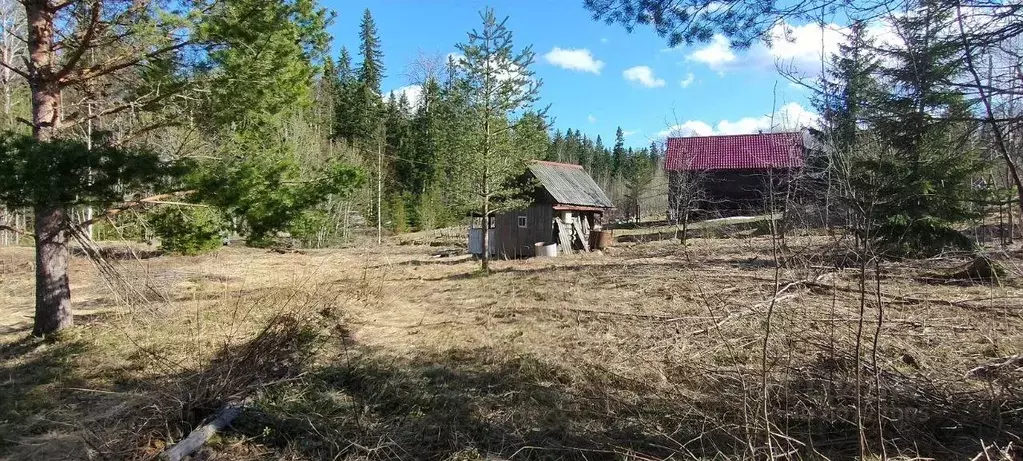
[623, 66, 666, 88]
[544, 47, 604, 74]
[600, 37, 609, 44]
[657, 102, 818, 137]
[623, 129, 640, 137]
[657, 120, 714, 138]
[686, 35, 736, 69]
[587, 114, 597, 123]
[384, 84, 423, 109]
[679, 72, 695, 88]
[684, 20, 889, 77]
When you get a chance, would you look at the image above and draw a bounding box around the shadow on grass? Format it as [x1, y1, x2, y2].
[365, 256, 475, 270]
[421, 261, 688, 282]
[0, 334, 91, 456]
[239, 347, 712, 460]
[235, 343, 1023, 460]
[0, 311, 326, 460]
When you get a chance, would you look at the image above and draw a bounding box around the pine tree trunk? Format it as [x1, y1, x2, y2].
[33, 206, 71, 336]
[26, 0, 72, 336]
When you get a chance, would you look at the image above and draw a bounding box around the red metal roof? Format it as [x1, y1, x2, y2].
[664, 132, 805, 171]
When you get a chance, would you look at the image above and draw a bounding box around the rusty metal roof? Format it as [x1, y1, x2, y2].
[528, 161, 614, 209]
[665, 132, 805, 171]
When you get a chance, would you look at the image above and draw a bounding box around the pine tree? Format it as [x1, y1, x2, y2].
[435, 57, 473, 215]
[547, 129, 564, 161]
[649, 141, 661, 163]
[316, 57, 339, 135]
[407, 78, 444, 228]
[513, 112, 549, 163]
[454, 7, 543, 272]
[579, 134, 593, 172]
[358, 9, 384, 94]
[593, 135, 607, 179]
[623, 146, 656, 221]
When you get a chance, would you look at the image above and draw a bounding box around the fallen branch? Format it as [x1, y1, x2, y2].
[804, 281, 999, 311]
[564, 306, 676, 320]
[78, 190, 195, 228]
[161, 398, 249, 461]
[687, 293, 799, 334]
[684, 275, 829, 334]
[966, 354, 1023, 380]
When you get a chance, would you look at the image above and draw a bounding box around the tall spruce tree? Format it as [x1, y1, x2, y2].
[612, 126, 626, 177]
[454, 8, 543, 272]
[818, 21, 879, 150]
[353, 9, 384, 143]
[334, 47, 359, 143]
[851, 0, 985, 256]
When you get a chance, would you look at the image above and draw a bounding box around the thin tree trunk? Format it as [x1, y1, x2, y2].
[480, 30, 492, 273]
[956, 5, 1023, 221]
[26, 0, 72, 336]
[376, 124, 383, 245]
[84, 101, 93, 240]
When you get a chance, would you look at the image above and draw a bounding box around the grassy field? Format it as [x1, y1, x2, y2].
[1, 234, 1022, 460]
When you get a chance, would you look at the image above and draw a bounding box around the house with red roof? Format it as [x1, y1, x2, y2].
[664, 131, 812, 221]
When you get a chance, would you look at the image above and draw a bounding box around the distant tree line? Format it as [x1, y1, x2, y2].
[318, 9, 664, 234]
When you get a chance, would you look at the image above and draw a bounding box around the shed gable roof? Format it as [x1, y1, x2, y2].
[665, 132, 805, 171]
[528, 161, 614, 209]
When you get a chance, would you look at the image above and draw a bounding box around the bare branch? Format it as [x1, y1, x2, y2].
[76, 190, 196, 228]
[54, 0, 102, 81]
[59, 40, 193, 86]
[0, 223, 28, 235]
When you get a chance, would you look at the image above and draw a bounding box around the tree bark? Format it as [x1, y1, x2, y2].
[32, 206, 71, 336]
[26, 0, 72, 336]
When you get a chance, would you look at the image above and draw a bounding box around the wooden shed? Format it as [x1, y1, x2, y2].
[469, 161, 614, 258]
[664, 131, 809, 221]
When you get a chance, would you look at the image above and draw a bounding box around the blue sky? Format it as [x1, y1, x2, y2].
[325, 1, 835, 147]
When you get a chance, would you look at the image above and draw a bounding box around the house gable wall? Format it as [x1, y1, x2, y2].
[493, 205, 554, 258]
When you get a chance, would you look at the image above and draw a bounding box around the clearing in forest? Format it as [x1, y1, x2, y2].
[1, 236, 1021, 460]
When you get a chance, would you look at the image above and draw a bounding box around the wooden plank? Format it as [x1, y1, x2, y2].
[555, 218, 573, 254]
[580, 215, 591, 250]
[574, 216, 590, 251]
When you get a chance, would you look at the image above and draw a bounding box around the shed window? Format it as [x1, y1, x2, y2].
[517, 216, 528, 228]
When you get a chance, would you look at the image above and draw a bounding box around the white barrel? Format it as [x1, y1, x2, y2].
[542, 243, 558, 257]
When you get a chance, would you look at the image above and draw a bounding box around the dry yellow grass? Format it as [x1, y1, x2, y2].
[1, 235, 1021, 460]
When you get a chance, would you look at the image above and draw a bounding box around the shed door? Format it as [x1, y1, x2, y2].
[468, 228, 496, 256]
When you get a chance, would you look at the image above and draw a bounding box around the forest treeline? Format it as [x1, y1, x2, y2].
[0, 5, 663, 252]
[322, 10, 663, 237]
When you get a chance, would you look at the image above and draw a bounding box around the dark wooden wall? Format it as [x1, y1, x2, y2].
[668, 168, 797, 221]
[493, 205, 554, 258]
